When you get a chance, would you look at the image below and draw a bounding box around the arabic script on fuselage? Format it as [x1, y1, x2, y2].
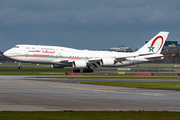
[42, 50, 55, 54]
[28, 50, 55, 54]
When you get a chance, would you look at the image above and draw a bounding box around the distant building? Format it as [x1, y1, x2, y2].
[163, 45, 180, 53]
[102, 46, 133, 52]
[154, 41, 180, 63]
[161, 41, 180, 54]
[164, 41, 180, 46]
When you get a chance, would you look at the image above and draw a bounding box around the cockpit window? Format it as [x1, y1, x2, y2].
[13, 46, 19, 48]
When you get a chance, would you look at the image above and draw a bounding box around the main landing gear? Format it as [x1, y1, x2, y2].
[73, 69, 80, 73]
[83, 67, 94, 73]
[73, 68, 94, 73]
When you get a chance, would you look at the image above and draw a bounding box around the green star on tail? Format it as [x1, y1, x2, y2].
[148, 45, 155, 52]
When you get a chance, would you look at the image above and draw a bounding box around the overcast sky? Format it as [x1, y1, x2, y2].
[0, 0, 180, 52]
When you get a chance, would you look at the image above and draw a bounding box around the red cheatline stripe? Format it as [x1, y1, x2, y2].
[9, 56, 83, 60]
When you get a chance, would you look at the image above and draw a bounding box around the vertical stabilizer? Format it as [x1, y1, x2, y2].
[136, 31, 169, 54]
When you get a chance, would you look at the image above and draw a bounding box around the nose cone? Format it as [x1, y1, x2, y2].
[3, 51, 8, 57]
[3, 50, 10, 57]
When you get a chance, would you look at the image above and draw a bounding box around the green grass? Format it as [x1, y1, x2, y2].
[0, 66, 180, 76]
[32, 76, 180, 80]
[81, 81, 180, 91]
[0, 67, 74, 73]
[129, 63, 180, 68]
[0, 111, 180, 120]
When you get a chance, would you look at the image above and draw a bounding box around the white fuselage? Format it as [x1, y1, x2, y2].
[3, 32, 168, 70]
[4, 44, 161, 68]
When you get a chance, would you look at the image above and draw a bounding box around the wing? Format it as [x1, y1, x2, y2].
[88, 53, 157, 69]
[51, 58, 88, 68]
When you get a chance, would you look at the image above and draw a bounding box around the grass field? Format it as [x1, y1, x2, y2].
[33, 76, 180, 79]
[1, 62, 180, 75]
[0, 67, 76, 75]
[1, 66, 180, 77]
[81, 81, 180, 91]
[129, 63, 180, 68]
[0, 111, 180, 120]
[0, 67, 72, 72]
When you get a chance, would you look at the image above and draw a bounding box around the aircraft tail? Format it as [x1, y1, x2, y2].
[136, 31, 169, 55]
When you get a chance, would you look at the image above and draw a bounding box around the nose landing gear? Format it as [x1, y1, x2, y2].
[18, 66, 22, 70]
[18, 62, 22, 70]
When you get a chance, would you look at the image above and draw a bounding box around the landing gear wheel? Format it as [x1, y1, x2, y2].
[83, 68, 94, 73]
[73, 69, 80, 73]
[18, 62, 22, 70]
[83, 68, 87, 73]
[18, 66, 22, 70]
[89, 68, 94, 73]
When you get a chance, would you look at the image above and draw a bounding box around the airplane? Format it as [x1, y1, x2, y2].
[3, 31, 169, 73]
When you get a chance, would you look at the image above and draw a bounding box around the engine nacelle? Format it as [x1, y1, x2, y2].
[72, 60, 87, 68]
[51, 64, 65, 69]
[100, 58, 115, 66]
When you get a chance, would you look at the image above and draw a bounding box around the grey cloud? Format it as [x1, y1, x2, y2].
[0, 0, 180, 51]
[1, 0, 180, 25]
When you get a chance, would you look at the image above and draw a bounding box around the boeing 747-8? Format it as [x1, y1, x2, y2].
[3, 31, 169, 73]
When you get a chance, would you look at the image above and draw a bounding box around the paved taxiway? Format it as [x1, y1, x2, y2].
[0, 76, 180, 111]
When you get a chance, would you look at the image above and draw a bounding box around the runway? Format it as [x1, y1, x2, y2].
[0, 76, 180, 111]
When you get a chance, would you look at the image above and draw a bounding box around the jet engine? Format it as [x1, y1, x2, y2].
[72, 60, 87, 68]
[100, 58, 115, 66]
